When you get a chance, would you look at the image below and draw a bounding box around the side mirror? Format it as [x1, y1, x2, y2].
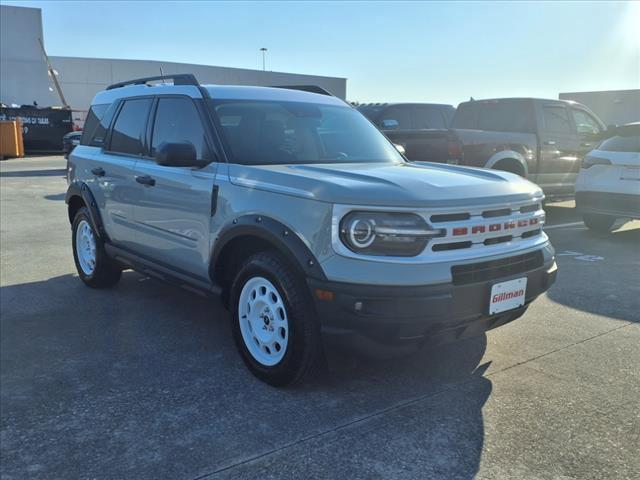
[381, 119, 399, 130]
[155, 141, 202, 167]
[394, 143, 406, 155]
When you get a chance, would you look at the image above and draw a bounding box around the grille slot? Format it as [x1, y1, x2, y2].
[482, 208, 511, 218]
[484, 235, 512, 246]
[520, 204, 539, 213]
[451, 251, 544, 286]
[430, 212, 471, 223]
[521, 229, 541, 239]
[432, 241, 472, 252]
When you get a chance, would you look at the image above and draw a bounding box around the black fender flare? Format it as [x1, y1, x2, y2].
[65, 181, 109, 241]
[211, 215, 327, 282]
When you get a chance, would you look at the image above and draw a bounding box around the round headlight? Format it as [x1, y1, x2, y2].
[348, 218, 376, 248]
[339, 211, 440, 256]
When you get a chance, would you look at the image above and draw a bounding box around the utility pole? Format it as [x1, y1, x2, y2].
[37, 37, 69, 109]
[260, 47, 268, 71]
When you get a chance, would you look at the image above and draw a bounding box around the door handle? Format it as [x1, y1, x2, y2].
[544, 140, 556, 146]
[135, 175, 156, 186]
[91, 167, 105, 176]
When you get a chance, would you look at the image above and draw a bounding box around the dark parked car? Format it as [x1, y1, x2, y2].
[63, 130, 82, 159]
[357, 103, 457, 162]
[365, 98, 608, 198]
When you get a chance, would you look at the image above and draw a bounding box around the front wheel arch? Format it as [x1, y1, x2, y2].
[210, 216, 327, 306]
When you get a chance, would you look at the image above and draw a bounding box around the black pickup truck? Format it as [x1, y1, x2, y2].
[362, 98, 608, 198]
[357, 103, 458, 163]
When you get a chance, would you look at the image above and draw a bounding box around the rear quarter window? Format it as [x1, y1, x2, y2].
[599, 130, 640, 153]
[80, 103, 109, 146]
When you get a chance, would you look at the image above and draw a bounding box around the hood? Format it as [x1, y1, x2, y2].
[228, 161, 543, 208]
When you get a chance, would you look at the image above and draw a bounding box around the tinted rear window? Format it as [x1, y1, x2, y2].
[108, 98, 152, 155]
[599, 125, 640, 153]
[453, 101, 534, 133]
[413, 106, 447, 129]
[80, 103, 108, 146]
[378, 105, 412, 129]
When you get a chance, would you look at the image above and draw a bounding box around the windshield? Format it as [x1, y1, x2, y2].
[211, 100, 404, 165]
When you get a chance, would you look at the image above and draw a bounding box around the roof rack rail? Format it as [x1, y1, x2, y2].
[106, 74, 199, 90]
[270, 85, 334, 97]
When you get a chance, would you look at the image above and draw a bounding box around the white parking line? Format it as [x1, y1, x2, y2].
[544, 221, 585, 230]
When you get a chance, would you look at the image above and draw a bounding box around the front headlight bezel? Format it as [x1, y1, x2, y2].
[338, 210, 441, 257]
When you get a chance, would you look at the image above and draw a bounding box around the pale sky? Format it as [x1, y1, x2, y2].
[3, 0, 639, 105]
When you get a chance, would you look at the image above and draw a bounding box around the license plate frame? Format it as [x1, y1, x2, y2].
[489, 277, 527, 315]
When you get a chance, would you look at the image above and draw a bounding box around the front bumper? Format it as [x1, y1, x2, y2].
[309, 256, 557, 356]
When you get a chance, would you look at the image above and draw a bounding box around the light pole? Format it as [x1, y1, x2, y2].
[260, 47, 267, 71]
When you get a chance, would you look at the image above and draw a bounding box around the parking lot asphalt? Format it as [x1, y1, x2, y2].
[1, 156, 639, 480]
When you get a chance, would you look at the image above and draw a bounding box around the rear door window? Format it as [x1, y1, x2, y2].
[379, 106, 412, 129]
[475, 102, 533, 133]
[150, 97, 211, 160]
[108, 98, 153, 155]
[542, 106, 573, 134]
[412, 106, 446, 129]
[452, 101, 533, 132]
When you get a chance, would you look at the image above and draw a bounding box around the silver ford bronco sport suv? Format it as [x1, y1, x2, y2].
[66, 74, 557, 386]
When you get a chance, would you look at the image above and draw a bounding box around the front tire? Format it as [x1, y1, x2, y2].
[72, 207, 121, 288]
[583, 213, 617, 233]
[230, 251, 323, 387]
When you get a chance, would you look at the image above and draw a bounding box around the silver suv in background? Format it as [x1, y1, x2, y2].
[66, 75, 557, 386]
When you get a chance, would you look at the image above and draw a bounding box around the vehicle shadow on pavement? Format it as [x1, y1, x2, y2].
[43, 193, 66, 201]
[546, 226, 640, 323]
[1, 271, 490, 479]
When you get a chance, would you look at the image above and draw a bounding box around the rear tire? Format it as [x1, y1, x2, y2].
[583, 213, 617, 233]
[72, 207, 122, 288]
[230, 251, 323, 387]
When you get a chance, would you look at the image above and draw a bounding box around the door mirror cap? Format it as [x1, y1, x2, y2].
[155, 141, 203, 167]
[381, 119, 399, 130]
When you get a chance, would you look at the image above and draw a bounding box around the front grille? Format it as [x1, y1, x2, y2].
[451, 250, 544, 286]
[428, 201, 544, 253]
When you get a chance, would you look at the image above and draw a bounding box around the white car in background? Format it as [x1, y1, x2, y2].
[576, 123, 640, 232]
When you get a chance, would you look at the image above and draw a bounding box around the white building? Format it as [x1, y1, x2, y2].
[559, 90, 640, 126]
[0, 4, 347, 114]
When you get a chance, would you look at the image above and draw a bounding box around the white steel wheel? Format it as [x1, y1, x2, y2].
[75, 220, 97, 276]
[238, 276, 289, 366]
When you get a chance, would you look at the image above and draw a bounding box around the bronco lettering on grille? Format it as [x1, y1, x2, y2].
[453, 218, 539, 236]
